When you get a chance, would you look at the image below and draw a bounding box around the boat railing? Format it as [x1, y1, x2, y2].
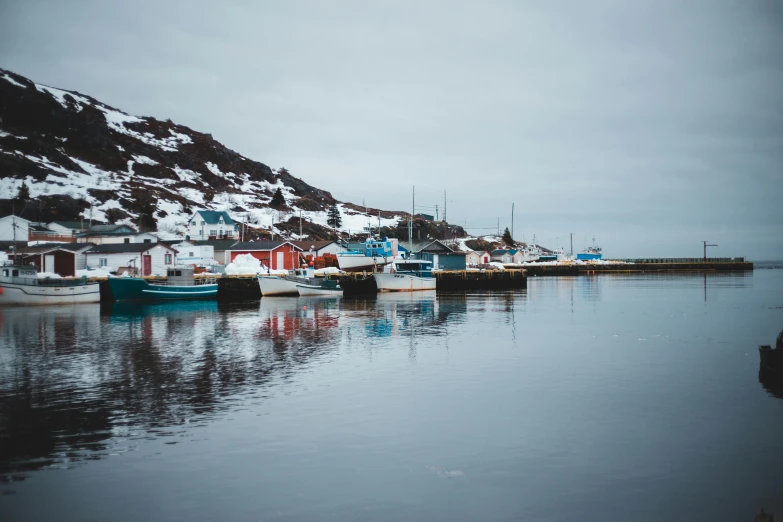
[7, 277, 90, 286]
[145, 276, 218, 286]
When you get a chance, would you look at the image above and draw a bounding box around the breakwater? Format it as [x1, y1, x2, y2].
[521, 259, 752, 277]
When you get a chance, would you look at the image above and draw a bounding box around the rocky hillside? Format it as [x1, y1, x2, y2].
[0, 68, 412, 240]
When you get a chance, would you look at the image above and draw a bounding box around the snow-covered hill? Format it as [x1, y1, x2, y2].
[0, 68, 404, 239]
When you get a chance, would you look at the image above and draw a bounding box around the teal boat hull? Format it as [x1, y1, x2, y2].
[107, 277, 218, 302]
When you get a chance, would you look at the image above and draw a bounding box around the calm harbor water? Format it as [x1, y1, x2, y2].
[2, 267, 782, 521]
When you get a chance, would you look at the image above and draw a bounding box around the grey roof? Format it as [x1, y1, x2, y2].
[192, 239, 240, 250]
[407, 240, 453, 253]
[229, 240, 300, 251]
[51, 221, 88, 230]
[86, 243, 176, 254]
[78, 224, 138, 236]
[291, 240, 337, 251]
[39, 243, 96, 254]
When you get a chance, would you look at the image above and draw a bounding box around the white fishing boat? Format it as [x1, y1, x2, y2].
[0, 264, 101, 305]
[295, 278, 343, 297]
[258, 273, 300, 296]
[373, 260, 436, 292]
[259, 268, 342, 297]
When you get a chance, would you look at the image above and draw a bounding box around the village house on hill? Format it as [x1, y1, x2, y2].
[187, 211, 237, 241]
[0, 214, 31, 244]
[76, 224, 158, 245]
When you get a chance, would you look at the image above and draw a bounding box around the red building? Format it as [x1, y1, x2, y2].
[226, 241, 303, 270]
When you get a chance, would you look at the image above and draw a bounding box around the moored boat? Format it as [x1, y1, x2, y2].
[373, 260, 436, 292]
[0, 264, 101, 305]
[258, 273, 300, 296]
[577, 237, 603, 261]
[337, 237, 396, 272]
[107, 267, 218, 301]
[296, 278, 343, 296]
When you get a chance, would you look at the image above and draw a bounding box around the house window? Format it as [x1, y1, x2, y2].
[209, 229, 217, 236]
[124, 238, 130, 244]
[143, 239, 151, 243]
[164, 253, 173, 265]
[201, 221, 206, 226]
[12, 270, 19, 276]
[189, 252, 194, 257]
[99, 258, 108, 267]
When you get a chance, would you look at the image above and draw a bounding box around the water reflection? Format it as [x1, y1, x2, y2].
[0, 294, 472, 479]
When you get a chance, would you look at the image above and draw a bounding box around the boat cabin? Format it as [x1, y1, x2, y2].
[1, 265, 37, 279]
[167, 267, 196, 286]
[391, 260, 434, 277]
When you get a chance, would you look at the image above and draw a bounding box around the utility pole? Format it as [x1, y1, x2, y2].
[299, 210, 302, 237]
[443, 191, 447, 222]
[703, 240, 717, 261]
[497, 217, 500, 237]
[435, 204, 439, 221]
[570, 233, 573, 256]
[511, 203, 514, 241]
[412, 186, 415, 219]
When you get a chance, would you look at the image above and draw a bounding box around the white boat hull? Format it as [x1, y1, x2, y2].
[296, 284, 343, 297]
[337, 254, 391, 272]
[0, 281, 101, 305]
[373, 273, 436, 292]
[258, 276, 299, 296]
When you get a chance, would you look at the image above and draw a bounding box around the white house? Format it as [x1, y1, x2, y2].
[0, 215, 30, 243]
[169, 240, 215, 265]
[187, 210, 237, 240]
[85, 243, 178, 276]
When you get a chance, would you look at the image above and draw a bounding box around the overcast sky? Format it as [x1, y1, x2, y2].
[1, 0, 781, 258]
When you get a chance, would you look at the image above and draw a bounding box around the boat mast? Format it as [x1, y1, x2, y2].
[410, 185, 414, 259]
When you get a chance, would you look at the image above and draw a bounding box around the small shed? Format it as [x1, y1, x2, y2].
[226, 241, 303, 270]
[18, 243, 94, 276]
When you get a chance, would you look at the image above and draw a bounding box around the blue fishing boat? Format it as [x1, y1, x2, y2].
[107, 267, 218, 301]
[337, 237, 396, 271]
[576, 237, 603, 261]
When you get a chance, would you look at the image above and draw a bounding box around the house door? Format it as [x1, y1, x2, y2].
[276, 251, 284, 270]
[44, 254, 55, 274]
[143, 255, 152, 276]
[432, 254, 439, 269]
